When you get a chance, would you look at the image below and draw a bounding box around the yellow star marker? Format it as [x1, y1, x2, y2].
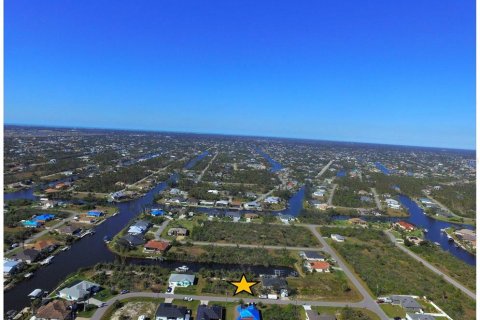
[229, 274, 259, 296]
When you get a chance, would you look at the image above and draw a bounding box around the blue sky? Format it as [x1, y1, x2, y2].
[5, 1, 475, 149]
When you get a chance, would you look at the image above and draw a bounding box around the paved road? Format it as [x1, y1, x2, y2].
[371, 188, 382, 210]
[316, 160, 334, 179]
[327, 184, 337, 206]
[153, 220, 170, 240]
[384, 231, 475, 300]
[196, 152, 218, 182]
[180, 240, 324, 251]
[304, 225, 389, 320]
[90, 291, 380, 320]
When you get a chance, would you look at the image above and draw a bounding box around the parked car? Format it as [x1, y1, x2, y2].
[183, 297, 193, 301]
[167, 287, 173, 293]
[120, 289, 130, 294]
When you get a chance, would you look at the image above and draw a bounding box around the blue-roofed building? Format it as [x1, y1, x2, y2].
[87, 210, 104, 217]
[4, 259, 22, 275]
[237, 305, 260, 320]
[33, 213, 56, 222]
[22, 220, 41, 228]
[151, 209, 165, 217]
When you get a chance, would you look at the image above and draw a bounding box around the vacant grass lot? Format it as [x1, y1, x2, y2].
[320, 227, 476, 320]
[192, 221, 319, 247]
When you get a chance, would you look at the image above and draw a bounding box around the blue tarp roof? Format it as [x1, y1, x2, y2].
[87, 210, 103, 216]
[237, 305, 260, 320]
[151, 209, 165, 216]
[34, 214, 55, 221]
[22, 220, 40, 226]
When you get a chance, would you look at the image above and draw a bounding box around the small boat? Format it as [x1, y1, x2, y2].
[175, 265, 189, 272]
[454, 243, 460, 248]
[60, 246, 70, 251]
[28, 289, 43, 299]
[112, 212, 119, 216]
[24, 273, 34, 279]
[447, 235, 453, 241]
[40, 256, 54, 265]
[423, 229, 428, 233]
[103, 236, 111, 243]
[434, 242, 441, 246]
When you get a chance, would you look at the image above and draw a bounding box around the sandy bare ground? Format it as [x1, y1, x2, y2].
[110, 301, 157, 320]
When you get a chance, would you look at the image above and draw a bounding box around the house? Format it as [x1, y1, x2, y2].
[243, 201, 261, 210]
[312, 190, 326, 198]
[168, 228, 189, 236]
[4, 259, 22, 276]
[406, 314, 435, 320]
[155, 303, 190, 320]
[225, 211, 241, 222]
[151, 209, 166, 217]
[128, 220, 151, 234]
[300, 251, 326, 261]
[56, 224, 82, 236]
[196, 304, 224, 320]
[386, 198, 401, 209]
[58, 280, 100, 301]
[230, 200, 244, 210]
[394, 221, 415, 231]
[331, 234, 345, 242]
[15, 248, 40, 264]
[35, 300, 74, 320]
[244, 213, 259, 219]
[215, 200, 229, 208]
[22, 220, 41, 228]
[237, 304, 260, 320]
[144, 240, 171, 253]
[348, 218, 367, 227]
[264, 196, 280, 204]
[32, 239, 58, 252]
[278, 214, 295, 224]
[455, 229, 476, 242]
[307, 261, 331, 273]
[261, 277, 288, 293]
[390, 296, 422, 313]
[120, 234, 146, 247]
[87, 210, 104, 217]
[169, 273, 195, 287]
[34, 213, 56, 222]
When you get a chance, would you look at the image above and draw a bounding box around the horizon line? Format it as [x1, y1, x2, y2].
[4, 122, 476, 152]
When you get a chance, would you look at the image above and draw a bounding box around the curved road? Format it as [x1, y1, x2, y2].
[384, 231, 475, 300]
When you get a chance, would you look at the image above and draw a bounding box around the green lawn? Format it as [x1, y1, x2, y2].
[380, 304, 405, 318]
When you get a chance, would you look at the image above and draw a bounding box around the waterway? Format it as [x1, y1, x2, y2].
[255, 148, 283, 173]
[3, 152, 292, 312]
[374, 162, 392, 175]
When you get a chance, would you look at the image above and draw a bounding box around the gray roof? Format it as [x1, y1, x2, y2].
[196, 304, 224, 320]
[120, 234, 145, 246]
[16, 249, 40, 262]
[59, 280, 100, 300]
[169, 273, 196, 283]
[156, 303, 188, 318]
[261, 277, 287, 289]
[133, 220, 150, 229]
[303, 251, 325, 260]
[391, 296, 422, 310]
[225, 211, 241, 218]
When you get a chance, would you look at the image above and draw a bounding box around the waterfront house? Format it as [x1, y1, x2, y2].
[390, 295, 422, 313]
[15, 249, 40, 264]
[215, 200, 229, 208]
[144, 240, 171, 253]
[128, 220, 151, 235]
[168, 227, 189, 236]
[307, 261, 331, 273]
[394, 221, 415, 231]
[225, 211, 241, 222]
[151, 209, 165, 216]
[155, 303, 190, 320]
[455, 229, 476, 242]
[35, 300, 74, 320]
[230, 200, 244, 210]
[168, 273, 195, 287]
[278, 214, 295, 224]
[237, 304, 260, 320]
[348, 218, 367, 227]
[300, 251, 326, 261]
[196, 304, 224, 320]
[87, 210, 104, 217]
[243, 201, 260, 210]
[120, 234, 146, 247]
[56, 224, 82, 236]
[265, 196, 280, 204]
[58, 280, 100, 301]
[331, 234, 345, 242]
[22, 220, 41, 228]
[4, 259, 22, 276]
[31, 239, 58, 253]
